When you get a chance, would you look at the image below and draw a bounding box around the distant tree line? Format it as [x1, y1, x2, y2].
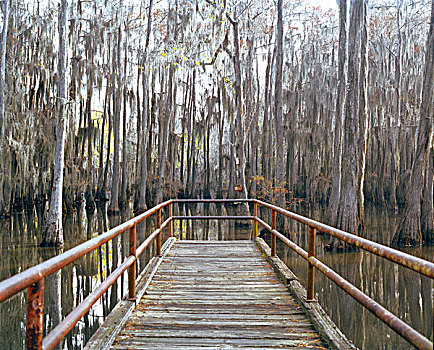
[0, 0, 432, 246]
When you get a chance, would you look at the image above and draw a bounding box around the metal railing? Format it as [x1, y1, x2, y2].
[0, 200, 174, 350]
[0, 198, 433, 350]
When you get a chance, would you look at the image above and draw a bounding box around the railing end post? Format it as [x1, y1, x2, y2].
[169, 203, 174, 238]
[128, 224, 137, 301]
[26, 278, 44, 350]
[156, 209, 162, 257]
[306, 226, 316, 302]
[271, 209, 277, 256]
[253, 203, 258, 240]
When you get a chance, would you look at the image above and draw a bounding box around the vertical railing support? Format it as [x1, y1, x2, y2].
[156, 209, 161, 257]
[169, 202, 173, 237]
[307, 226, 316, 302]
[128, 224, 137, 301]
[253, 202, 258, 239]
[26, 278, 44, 350]
[271, 209, 276, 256]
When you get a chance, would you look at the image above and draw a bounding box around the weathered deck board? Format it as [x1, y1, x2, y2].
[109, 241, 331, 349]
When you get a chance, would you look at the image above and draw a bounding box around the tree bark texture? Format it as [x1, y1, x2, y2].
[137, 0, 154, 211]
[393, 1, 434, 246]
[327, 0, 347, 227]
[109, 21, 123, 215]
[41, 0, 68, 247]
[336, 0, 364, 236]
[0, 0, 9, 138]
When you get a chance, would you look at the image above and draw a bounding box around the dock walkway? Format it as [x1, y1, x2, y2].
[107, 240, 330, 349]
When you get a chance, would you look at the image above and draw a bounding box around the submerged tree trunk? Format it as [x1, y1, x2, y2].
[390, 0, 403, 212]
[421, 149, 433, 243]
[119, 86, 128, 210]
[274, 0, 285, 207]
[137, 0, 154, 211]
[393, 2, 434, 246]
[0, 0, 9, 216]
[336, 0, 364, 237]
[327, 0, 347, 227]
[356, 0, 369, 235]
[109, 22, 123, 215]
[0, 0, 9, 138]
[156, 66, 174, 203]
[41, 0, 68, 247]
[229, 17, 249, 216]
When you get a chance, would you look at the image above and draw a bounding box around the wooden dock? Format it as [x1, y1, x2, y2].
[89, 240, 339, 350]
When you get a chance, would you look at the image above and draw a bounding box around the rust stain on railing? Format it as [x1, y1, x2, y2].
[0, 198, 432, 350]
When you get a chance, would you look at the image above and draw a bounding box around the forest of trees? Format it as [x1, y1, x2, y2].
[0, 0, 432, 247]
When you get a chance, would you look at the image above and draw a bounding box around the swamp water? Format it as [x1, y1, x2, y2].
[0, 203, 432, 349]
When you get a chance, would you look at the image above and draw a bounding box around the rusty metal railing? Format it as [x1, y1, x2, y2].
[250, 199, 433, 350]
[0, 200, 174, 350]
[0, 198, 433, 350]
[171, 198, 433, 350]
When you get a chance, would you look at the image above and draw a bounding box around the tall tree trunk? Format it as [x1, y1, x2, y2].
[393, 1, 433, 246]
[85, 52, 95, 210]
[421, 149, 433, 243]
[229, 17, 249, 216]
[186, 71, 195, 198]
[274, 0, 285, 208]
[392, 0, 434, 246]
[327, 0, 347, 227]
[262, 41, 273, 200]
[41, 0, 68, 247]
[96, 90, 108, 200]
[137, 0, 154, 211]
[390, 0, 403, 212]
[336, 0, 364, 237]
[156, 66, 174, 203]
[0, 0, 9, 216]
[109, 23, 123, 215]
[119, 86, 128, 209]
[0, 0, 9, 138]
[356, 0, 369, 235]
[217, 85, 224, 199]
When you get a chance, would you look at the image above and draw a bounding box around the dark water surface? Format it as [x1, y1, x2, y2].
[0, 203, 432, 349]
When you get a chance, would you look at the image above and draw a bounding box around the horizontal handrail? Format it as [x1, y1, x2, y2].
[171, 198, 251, 203]
[255, 217, 432, 350]
[252, 199, 434, 279]
[172, 215, 255, 220]
[1, 198, 433, 350]
[43, 255, 136, 350]
[0, 199, 172, 350]
[0, 200, 171, 303]
[170, 198, 433, 350]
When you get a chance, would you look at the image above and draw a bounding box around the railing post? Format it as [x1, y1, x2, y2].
[26, 278, 44, 350]
[271, 209, 276, 256]
[156, 209, 161, 257]
[128, 224, 137, 301]
[307, 226, 316, 302]
[253, 202, 258, 240]
[169, 202, 173, 237]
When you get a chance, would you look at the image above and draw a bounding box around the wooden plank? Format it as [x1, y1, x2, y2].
[117, 328, 321, 339]
[125, 318, 315, 328]
[111, 337, 327, 349]
[107, 240, 337, 350]
[256, 238, 357, 350]
[132, 306, 306, 316]
[125, 311, 310, 322]
[84, 238, 176, 350]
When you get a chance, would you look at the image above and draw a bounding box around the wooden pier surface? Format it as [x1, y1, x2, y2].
[108, 240, 331, 349]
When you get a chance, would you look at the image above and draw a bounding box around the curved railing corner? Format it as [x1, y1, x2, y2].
[0, 198, 433, 350]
